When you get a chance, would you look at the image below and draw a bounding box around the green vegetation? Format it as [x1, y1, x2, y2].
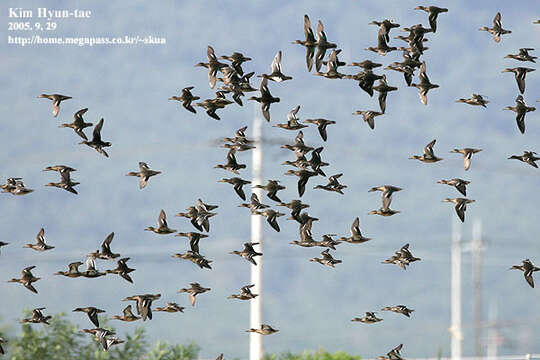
[1, 313, 199, 360]
[1, 313, 361, 360]
[263, 349, 361, 360]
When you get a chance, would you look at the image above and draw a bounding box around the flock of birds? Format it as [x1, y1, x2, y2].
[1, 6, 539, 358]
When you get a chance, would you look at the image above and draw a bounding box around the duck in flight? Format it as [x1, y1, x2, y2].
[126, 162, 162, 189]
[38, 93, 71, 117]
[195, 46, 228, 89]
[409, 139, 443, 163]
[23, 228, 54, 251]
[504, 95, 536, 134]
[450, 148, 482, 170]
[259, 50, 292, 82]
[292, 15, 318, 72]
[508, 151, 540, 168]
[79, 118, 112, 158]
[249, 78, 280, 122]
[479, 12, 511, 42]
[437, 178, 470, 196]
[59, 108, 93, 140]
[169, 87, 200, 113]
[145, 209, 176, 234]
[456, 94, 489, 108]
[442, 198, 475, 223]
[510, 259, 539, 288]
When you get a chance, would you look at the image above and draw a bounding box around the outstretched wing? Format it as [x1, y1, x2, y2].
[158, 209, 168, 228]
[493, 12, 502, 29]
[271, 51, 282, 73]
[207, 45, 217, 61]
[36, 228, 46, 245]
[92, 119, 104, 142]
[101, 232, 114, 252]
[424, 139, 436, 157]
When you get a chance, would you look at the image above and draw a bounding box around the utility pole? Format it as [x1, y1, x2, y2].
[486, 301, 499, 360]
[450, 218, 463, 360]
[250, 109, 264, 360]
[471, 220, 484, 357]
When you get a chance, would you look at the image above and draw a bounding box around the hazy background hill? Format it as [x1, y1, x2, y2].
[1, 0, 539, 358]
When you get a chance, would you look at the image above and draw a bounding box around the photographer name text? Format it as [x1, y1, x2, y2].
[9, 7, 91, 20]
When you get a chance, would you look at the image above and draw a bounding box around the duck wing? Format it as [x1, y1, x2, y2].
[36, 228, 46, 246]
[455, 181, 467, 196]
[74, 128, 88, 140]
[315, 46, 327, 72]
[233, 182, 247, 200]
[382, 190, 393, 210]
[183, 101, 197, 113]
[328, 173, 341, 184]
[515, 72, 526, 94]
[493, 12, 502, 29]
[351, 217, 361, 236]
[271, 51, 282, 74]
[52, 99, 61, 117]
[158, 209, 168, 228]
[267, 214, 281, 232]
[321, 249, 333, 260]
[25, 282, 38, 294]
[377, 27, 389, 48]
[120, 272, 133, 283]
[123, 305, 135, 317]
[516, 109, 526, 134]
[524, 270, 535, 288]
[92, 118, 104, 142]
[429, 13, 438, 33]
[463, 153, 472, 171]
[316, 20, 327, 42]
[101, 232, 114, 253]
[288, 105, 301, 122]
[68, 262, 82, 273]
[266, 189, 280, 202]
[418, 62, 429, 83]
[139, 176, 149, 189]
[317, 123, 328, 141]
[297, 175, 308, 197]
[207, 45, 217, 62]
[304, 15, 315, 41]
[208, 69, 218, 89]
[74, 108, 88, 121]
[261, 102, 271, 122]
[455, 202, 466, 223]
[89, 310, 100, 328]
[190, 218, 203, 232]
[189, 237, 200, 254]
[424, 139, 436, 157]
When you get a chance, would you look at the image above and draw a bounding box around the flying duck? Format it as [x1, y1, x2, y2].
[23, 228, 54, 251]
[38, 93, 71, 117]
[126, 162, 161, 189]
[145, 209, 176, 234]
[504, 95, 536, 134]
[79, 118, 112, 158]
[442, 198, 475, 223]
[450, 148, 482, 170]
[479, 12, 511, 42]
[409, 139, 443, 163]
[169, 86, 201, 113]
[59, 108, 93, 140]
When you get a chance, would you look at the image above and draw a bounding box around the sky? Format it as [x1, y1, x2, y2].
[1, 0, 539, 358]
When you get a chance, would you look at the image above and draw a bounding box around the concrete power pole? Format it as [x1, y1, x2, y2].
[472, 221, 484, 357]
[450, 218, 463, 360]
[486, 301, 499, 360]
[250, 110, 264, 360]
